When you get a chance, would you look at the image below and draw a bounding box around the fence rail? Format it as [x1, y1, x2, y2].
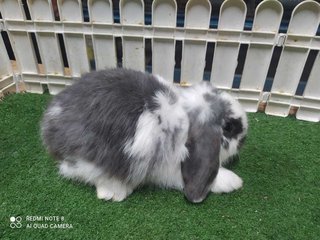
[0, 0, 320, 122]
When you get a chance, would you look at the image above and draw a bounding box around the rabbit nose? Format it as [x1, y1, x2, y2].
[189, 197, 205, 204]
[183, 188, 208, 204]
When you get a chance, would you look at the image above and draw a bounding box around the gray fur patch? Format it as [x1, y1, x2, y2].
[41, 68, 172, 184]
[203, 92, 228, 125]
[221, 137, 229, 149]
[168, 91, 178, 105]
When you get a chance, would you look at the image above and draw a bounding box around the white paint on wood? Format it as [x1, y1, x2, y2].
[0, 0, 319, 122]
[211, 0, 246, 88]
[181, 0, 211, 84]
[266, 1, 320, 117]
[152, 0, 176, 81]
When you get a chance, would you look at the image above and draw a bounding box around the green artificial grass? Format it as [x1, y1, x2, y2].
[0, 93, 319, 240]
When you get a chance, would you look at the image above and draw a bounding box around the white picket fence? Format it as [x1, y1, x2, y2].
[0, 0, 320, 122]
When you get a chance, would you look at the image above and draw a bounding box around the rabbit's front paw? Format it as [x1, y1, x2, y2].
[211, 168, 243, 194]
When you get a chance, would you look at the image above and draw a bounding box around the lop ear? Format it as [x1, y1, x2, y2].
[181, 123, 221, 203]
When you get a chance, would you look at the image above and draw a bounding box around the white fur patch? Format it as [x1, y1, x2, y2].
[179, 84, 213, 123]
[123, 110, 160, 183]
[220, 137, 240, 165]
[47, 104, 62, 117]
[124, 89, 189, 188]
[96, 176, 133, 202]
[155, 75, 173, 87]
[59, 158, 103, 185]
[211, 168, 243, 193]
[59, 159, 133, 201]
[148, 159, 185, 190]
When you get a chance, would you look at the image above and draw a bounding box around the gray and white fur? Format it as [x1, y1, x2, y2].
[41, 69, 248, 203]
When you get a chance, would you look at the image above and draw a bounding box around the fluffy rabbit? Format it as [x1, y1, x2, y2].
[41, 68, 248, 203]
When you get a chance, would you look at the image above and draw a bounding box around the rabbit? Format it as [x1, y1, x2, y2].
[41, 68, 248, 203]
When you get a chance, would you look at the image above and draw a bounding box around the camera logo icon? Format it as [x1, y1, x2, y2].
[10, 216, 22, 229]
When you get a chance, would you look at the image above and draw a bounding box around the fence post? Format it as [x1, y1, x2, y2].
[120, 0, 145, 71]
[265, 0, 320, 117]
[0, 0, 41, 93]
[152, 0, 177, 82]
[180, 0, 211, 84]
[210, 0, 246, 89]
[27, 0, 65, 94]
[58, 0, 90, 77]
[238, 0, 283, 112]
[0, 23, 14, 96]
[296, 51, 320, 122]
[89, 0, 117, 70]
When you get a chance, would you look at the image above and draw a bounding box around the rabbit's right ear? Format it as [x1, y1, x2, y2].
[181, 122, 221, 203]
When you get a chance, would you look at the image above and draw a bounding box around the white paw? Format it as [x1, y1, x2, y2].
[97, 187, 114, 200]
[96, 178, 132, 202]
[211, 168, 243, 194]
[112, 189, 129, 202]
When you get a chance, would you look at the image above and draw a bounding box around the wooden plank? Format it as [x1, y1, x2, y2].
[238, 0, 283, 112]
[89, 0, 117, 70]
[210, 0, 246, 88]
[120, 0, 145, 71]
[152, 0, 176, 81]
[265, 1, 320, 117]
[58, 0, 90, 76]
[181, 0, 211, 84]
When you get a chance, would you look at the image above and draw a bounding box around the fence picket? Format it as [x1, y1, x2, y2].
[0, 0, 41, 93]
[88, 0, 113, 23]
[210, 0, 246, 89]
[265, 1, 320, 117]
[0, 30, 14, 95]
[238, 0, 283, 112]
[180, 0, 211, 84]
[0, 0, 319, 122]
[0, 0, 24, 19]
[120, 0, 145, 71]
[89, 0, 117, 70]
[58, 0, 90, 77]
[28, 0, 61, 76]
[0, 34, 11, 78]
[58, 0, 82, 22]
[28, 0, 55, 21]
[296, 51, 320, 122]
[27, 0, 65, 94]
[152, 0, 176, 82]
